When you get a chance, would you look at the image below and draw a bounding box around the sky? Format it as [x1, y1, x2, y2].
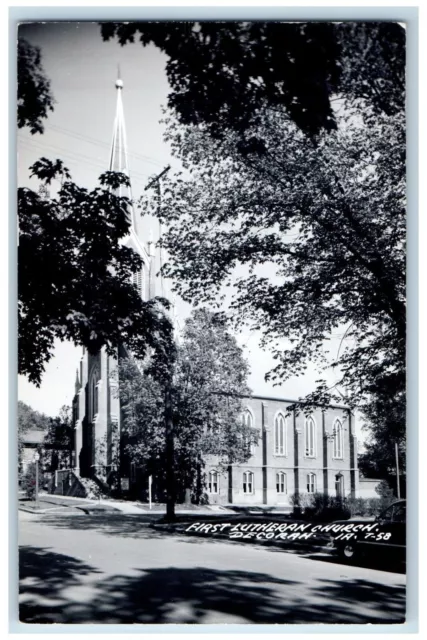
[17, 22, 359, 437]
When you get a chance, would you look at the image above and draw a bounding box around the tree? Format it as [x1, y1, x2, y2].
[18, 400, 51, 434]
[358, 372, 406, 484]
[116, 309, 253, 517]
[101, 21, 404, 139]
[138, 95, 405, 413]
[18, 37, 54, 134]
[18, 159, 174, 385]
[18, 401, 50, 481]
[17, 40, 174, 386]
[43, 405, 74, 472]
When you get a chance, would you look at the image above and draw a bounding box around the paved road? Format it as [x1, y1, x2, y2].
[18, 510, 406, 625]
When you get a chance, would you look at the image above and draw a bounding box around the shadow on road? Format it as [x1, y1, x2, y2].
[31, 513, 330, 557]
[19, 545, 406, 624]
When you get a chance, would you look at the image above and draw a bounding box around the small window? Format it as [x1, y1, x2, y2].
[276, 471, 287, 494]
[307, 473, 316, 494]
[304, 416, 316, 458]
[243, 471, 254, 494]
[333, 419, 343, 459]
[208, 470, 219, 494]
[274, 413, 287, 456]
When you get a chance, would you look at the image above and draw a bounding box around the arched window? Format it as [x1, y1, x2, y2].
[274, 412, 287, 456]
[243, 471, 254, 494]
[307, 473, 316, 494]
[276, 471, 287, 494]
[89, 369, 100, 422]
[208, 470, 219, 494]
[242, 409, 255, 455]
[304, 416, 316, 458]
[333, 418, 344, 459]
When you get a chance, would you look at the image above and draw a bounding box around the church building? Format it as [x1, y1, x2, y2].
[67, 78, 359, 507]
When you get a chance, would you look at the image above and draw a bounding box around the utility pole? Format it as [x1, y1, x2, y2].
[145, 166, 170, 299]
[145, 166, 175, 521]
[33, 451, 40, 506]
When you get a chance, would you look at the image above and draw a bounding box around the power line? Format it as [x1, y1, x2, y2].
[18, 137, 152, 188]
[47, 123, 169, 169]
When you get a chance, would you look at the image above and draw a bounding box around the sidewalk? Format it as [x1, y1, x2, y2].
[19, 493, 238, 516]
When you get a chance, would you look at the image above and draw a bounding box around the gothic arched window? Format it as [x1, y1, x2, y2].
[304, 416, 316, 458]
[333, 418, 344, 459]
[242, 409, 255, 456]
[274, 412, 287, 456]
[89, 368, 100, 423]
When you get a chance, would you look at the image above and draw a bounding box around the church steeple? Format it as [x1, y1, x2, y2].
[109, 71, 136, 231]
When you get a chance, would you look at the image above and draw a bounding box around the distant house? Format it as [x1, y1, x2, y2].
[20, 430, 45, 474]
[356, 477, 382, 499]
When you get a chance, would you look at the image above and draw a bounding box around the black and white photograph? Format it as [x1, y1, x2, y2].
[16, 18, 408, 626]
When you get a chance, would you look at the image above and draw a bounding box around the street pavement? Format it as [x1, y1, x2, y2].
[18, 510, 406, 625]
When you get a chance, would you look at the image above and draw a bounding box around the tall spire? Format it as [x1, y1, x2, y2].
[109, 72, 136, 230]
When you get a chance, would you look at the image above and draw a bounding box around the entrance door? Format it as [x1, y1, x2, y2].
[335, 473, 344, 498]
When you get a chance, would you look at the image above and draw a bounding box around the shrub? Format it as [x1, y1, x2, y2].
[375, 479, 397, 511]
[22, 463, 38, 500]
[290, 492, 350, 521]
[346, 496, 378, 517]
[289, 492, 313, 515]
[290, 486, 399, 522]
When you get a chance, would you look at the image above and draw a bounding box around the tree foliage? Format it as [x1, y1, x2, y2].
[358, 373, 406, 480]
[43, 405, 74, 472]
[101, 21, 404, 139]
[116, 309, 253, 503]
[104, 20, 405, 413]
[18, 160, 174, 385]
[18, 400, 51, 434]
[139, 95, 405, 412]
[17, 37, 54, 134]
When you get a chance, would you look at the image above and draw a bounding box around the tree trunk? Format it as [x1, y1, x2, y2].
[184, 487, 191, 505]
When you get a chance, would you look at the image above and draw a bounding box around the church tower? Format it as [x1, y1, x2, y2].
[72, 75, 154, 482]
[110, 73, 151, 296]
